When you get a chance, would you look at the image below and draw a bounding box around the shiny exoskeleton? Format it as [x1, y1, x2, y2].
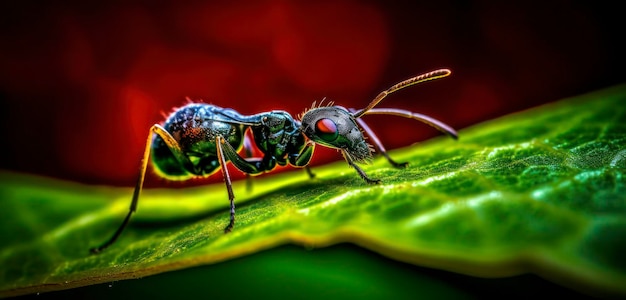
[90, 69, 457, 253]
[151, 105, 313, 179]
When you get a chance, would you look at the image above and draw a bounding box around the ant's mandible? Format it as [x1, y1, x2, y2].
[90, 69, 457, 253]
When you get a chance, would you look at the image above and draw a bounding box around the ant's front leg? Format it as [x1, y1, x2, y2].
[341, 150, 381, 184]
[219, 138, 277, 175]
[288, 140, 316, 179]
[349, 109, 408, 168]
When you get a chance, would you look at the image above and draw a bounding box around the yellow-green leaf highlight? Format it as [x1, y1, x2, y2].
[1, 85, 625, 298]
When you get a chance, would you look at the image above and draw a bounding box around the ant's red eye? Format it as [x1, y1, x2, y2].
[315, 118, 338, 141]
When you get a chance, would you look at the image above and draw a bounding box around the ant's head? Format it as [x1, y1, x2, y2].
[299, 69, 454, 163]
[300, 106, 372, 162]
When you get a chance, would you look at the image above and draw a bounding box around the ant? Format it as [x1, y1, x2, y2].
[90, 69, 457, 253]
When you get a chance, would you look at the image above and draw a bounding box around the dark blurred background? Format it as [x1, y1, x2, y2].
[1, 0, 624, 187]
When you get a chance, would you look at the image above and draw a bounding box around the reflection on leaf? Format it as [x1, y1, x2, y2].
[1, 85, 625, 298]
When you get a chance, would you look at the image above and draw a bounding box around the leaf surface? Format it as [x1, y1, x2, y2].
[1, 85, 625, 297]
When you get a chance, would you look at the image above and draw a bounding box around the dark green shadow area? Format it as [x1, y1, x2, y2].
[14, 244, 589, 300]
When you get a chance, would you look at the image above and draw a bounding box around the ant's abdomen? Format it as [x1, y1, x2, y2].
[150, 103, 245, 180]
[151, 134, 193, 180]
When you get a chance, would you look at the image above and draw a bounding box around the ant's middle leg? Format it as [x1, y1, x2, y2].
[243, 135, 255, 192]
[216, 136, 284, 232]
[215, 136, 236, 233]
[305, 166, 316, 179]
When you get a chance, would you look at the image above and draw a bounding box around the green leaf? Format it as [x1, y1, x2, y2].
[1, 85, 625, 298]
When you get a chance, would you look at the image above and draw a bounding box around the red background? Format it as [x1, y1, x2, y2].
[1, 1, 624, 188]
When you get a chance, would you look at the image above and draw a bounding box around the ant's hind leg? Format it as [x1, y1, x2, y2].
[90, 124, 186, 253]
[351, 112, 409, 168]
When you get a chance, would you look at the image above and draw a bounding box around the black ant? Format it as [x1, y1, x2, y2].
[90, 69, 457, 253]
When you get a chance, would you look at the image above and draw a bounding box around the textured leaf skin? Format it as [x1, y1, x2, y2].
[1, 85, 625, 298]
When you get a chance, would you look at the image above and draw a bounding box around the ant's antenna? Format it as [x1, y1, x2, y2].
[352, 69, 451, 118]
